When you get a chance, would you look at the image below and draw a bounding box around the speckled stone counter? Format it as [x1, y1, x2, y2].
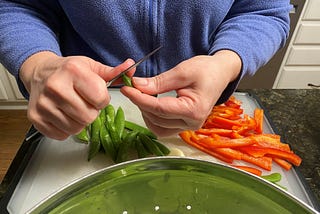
[242, 89, 320, 206]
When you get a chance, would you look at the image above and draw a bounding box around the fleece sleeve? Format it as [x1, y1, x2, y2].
[209, 0, 291, 104]
[0, 0, 63, 98]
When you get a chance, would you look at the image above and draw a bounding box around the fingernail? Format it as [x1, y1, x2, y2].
[132, 77, 148, 86]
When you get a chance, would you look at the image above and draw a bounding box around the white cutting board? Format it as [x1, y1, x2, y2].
[7, 90, 314, 213]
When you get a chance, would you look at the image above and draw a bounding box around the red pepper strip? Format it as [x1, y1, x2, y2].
[239, 146, 301, 166]
[212, 106, 243, 116]
[198, 136, 256, 148]
[203, 120, 238, 129]
[224, 96, 242, 109]
[179, 131, 233, 163]
[209, 116, 242, 130]
[250, 135, 291, 151]
[241, 153, 272, 171]
[254, 108, 264, 134]
[212, 148, 243, 160]
[260, 133, 281, 140]
[195, 128, 233, 137]
[230, 131, 244, 139]
[210, 112, 242, 120]
[273, 157, 292, 171]
[232, 165, 262, 176]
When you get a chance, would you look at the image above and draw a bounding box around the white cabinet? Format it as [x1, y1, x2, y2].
[274, 0, 320, 89]
[0, 64, 27, 108]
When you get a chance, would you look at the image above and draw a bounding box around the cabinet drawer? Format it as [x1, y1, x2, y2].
[294, 23, 320, 44]
[275, 67, 320, 89]
[303, 0, 320, 20]
[286, 47, 320, 65]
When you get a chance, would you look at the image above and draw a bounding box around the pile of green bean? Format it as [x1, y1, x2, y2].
[75, 104, 170, 163]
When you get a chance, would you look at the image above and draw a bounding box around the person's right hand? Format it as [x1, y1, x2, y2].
[20, 51, 135, 140]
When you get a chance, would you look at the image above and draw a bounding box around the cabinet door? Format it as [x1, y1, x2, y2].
[0, 64, 26, 101]
[7, 72, 25, 100]
[0, 78, 9, 100]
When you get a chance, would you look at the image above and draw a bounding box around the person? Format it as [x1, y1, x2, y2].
[0, 0, 291, 140]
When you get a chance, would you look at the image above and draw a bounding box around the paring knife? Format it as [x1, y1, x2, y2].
[106, 45, 162, 87]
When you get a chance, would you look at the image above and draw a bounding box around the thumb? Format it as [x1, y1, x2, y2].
[132, 68, 191, 95]
[94, 59, 136, 82]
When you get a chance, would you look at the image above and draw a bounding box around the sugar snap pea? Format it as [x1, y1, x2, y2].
[125, 120, 157, 139]
[99, 107, 106, 124]
[135, 136, 151, 158]
[100, 123, 117, 161]
[75, 126, 89, 143]
[85, 104, 170, 162]
[122, 73, 133, 87]
[151, 139, 170, 155]
[105, 104, 115, 125]
[138, 133, 164, 156]
[115, 131, 137, 163]
[104, 104, 121, 150]
[88, 116, 102, 161]
[114, 106, 125, 138]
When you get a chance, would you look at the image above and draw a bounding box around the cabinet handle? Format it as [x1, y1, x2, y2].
[307, 83, 320, 88]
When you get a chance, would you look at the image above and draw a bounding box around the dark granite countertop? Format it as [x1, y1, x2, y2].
[0, 89, 319, 210]
[243, 89, 320, 206]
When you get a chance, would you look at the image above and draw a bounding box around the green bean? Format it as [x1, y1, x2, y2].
[114, 106, 125, 138]
[125, 120, 157, 139]
[138, 133, 164, 156]
[88, 116, 102, 161]
[122, 73, 133, 87]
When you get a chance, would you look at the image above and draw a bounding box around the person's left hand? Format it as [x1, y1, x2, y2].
[121, 50, 242, 137]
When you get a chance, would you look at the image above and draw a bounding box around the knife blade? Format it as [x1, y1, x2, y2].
[106, 45, 162, 87]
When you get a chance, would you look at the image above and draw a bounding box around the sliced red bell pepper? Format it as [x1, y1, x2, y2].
[239, 146, 301, 166]
[212, 105, 243, 116]
[209, 116, 242, 130]
[254, 108, 264, 134]
[179, 131, 233, 163]
[195, 128, 233, 137]
[273, 157, 292, 171]
[250, 135, 291, 151]
[241, 153, 272, 171]
[198, 136, 256, 148]
[224, 96, 242, 109]
[232, 165, 262, 176]
[213, 148, 243, 160]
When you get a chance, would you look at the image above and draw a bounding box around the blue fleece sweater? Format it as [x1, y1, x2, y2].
[0, 0, 291, 103]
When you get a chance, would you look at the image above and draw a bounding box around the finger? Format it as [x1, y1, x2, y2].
[35, 121, 70, 140]
[28, 109, 70, 140]
[142, 115, 184, 137]
[131, 65, 191, 95]
[45, 72, 103, 121]
[141, 110, 189, 129]
[45, 86, 100, 125]
[94, 58, 136, 82]
[34, 94, 87, 134]
[121, 86, 195, 119]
